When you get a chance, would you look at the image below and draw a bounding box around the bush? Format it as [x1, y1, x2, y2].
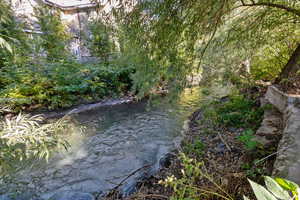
[0, 60, 134, 110]
[215, 95, 264, 129]
[200, 94, 264, 130]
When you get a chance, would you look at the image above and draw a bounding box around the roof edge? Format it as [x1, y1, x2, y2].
[43, 0, 98, 11]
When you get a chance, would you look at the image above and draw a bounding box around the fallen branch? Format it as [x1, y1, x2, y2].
[143, 194, 169, 199]
[218, 132, 232, 152]
[254, 145, 291, 166]
[97, 164, 152, 200]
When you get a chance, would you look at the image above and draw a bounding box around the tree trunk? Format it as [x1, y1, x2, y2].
[277, 43, 300, 82]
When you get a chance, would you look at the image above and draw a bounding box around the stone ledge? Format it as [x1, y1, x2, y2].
[266, 86, 300, 113]
[264, 85, 300, 184]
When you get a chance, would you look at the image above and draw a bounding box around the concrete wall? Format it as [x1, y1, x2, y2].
[265, 86, 300, 184]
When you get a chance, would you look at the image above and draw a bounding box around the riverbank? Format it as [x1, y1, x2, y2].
[33, 96, 136, 119]
[108, 89, 282, 200]
[1, 87, 207, 200]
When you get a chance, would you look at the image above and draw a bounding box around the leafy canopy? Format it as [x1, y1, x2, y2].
[111, 0, 300, 93]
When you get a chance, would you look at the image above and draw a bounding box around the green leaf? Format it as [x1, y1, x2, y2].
[248, 179, 277, 200]
[0, 37, 12, 53]
[275, 177, 299, 192]
[264, 176, 291, 199]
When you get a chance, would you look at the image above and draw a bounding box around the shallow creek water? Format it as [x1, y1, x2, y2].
[1, 87, 229, 199]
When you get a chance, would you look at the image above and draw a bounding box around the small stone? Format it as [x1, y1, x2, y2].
[228, 127, 237, 132]
[159, 153, 175, 168]
[215, 143, 226, 154]
[49, 191, 95, 200]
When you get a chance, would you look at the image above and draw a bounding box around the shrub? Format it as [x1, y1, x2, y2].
[0, 60, 134, 110]
[200, 94, 264, 130]
[215, 95, 264, 129]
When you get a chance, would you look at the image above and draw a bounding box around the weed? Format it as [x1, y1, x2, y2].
[159, 153, 234, 200]
[216, 95, 263, 129]
[241, 162, 265, 179]
[183, 139, 205, 157]
[238, 129, 259, 151]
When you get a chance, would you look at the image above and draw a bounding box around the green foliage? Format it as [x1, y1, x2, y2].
[0, 0, 29, 69]
[216, 95, 264, 129]
[201, 94, 264, 130]
[0, 112, 70, 176]
[34, 5, 71, 61]
[201, 88, 211, 96]
[159, 153, 233, 200]
[0, 60, 133, 110]
[113, 0, 300, 92]
[183, 139, 205, 158]
[86, 19, 115, 62]
[241, 162, 265, 179]
[245, 176, 299, 200]
[238, 129, 259, 151]
[249, 27, 300, 81]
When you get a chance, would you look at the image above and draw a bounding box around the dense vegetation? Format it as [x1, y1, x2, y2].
[0, 0, 300, 199]
[113, 0, 300, 91]
[1, 0, 299, 110]
[0, 2, 134, 111]
[0, 0, 134, 180]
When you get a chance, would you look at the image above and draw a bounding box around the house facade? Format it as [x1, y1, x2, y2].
[10, 0, 121, 62]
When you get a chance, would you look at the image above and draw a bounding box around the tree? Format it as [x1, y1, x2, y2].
[0, 0, 28, 68]
[112, 0, 300, 92]
[86, 18, 115, 63]
[34, 5, 71, 61]
[277, 43, 300, 81]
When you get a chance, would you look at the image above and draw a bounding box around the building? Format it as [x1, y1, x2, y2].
[10, 0, 122, 61]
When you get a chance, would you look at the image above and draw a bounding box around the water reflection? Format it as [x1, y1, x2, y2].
[2, 86, 230, 199]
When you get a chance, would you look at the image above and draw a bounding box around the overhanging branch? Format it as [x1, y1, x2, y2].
[240, 1, 300, 17]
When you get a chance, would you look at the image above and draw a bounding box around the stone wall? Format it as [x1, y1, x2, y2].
[264, 86, 300, 184]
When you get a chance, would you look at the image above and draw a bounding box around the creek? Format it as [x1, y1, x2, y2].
[0, 86, 229, 200]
